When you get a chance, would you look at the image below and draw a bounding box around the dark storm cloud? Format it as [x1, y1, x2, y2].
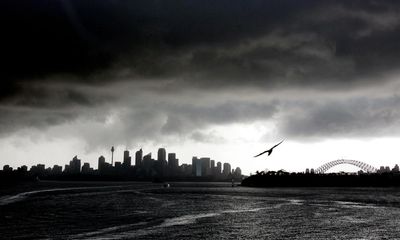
[1, 0, 302, 83]
[3, 0, 400, 85]
[0, 80, 114, 137]
[1, 0, 400, 142]
[0, 106, 76, 136]
[280, 95, 400, 139]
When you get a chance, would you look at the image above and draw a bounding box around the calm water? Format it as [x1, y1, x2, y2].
[1, 181, 400, 239]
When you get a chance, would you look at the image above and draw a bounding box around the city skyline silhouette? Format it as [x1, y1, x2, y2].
[0, 146, 243, 182]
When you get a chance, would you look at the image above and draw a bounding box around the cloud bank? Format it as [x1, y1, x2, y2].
[1, 0, 400, 149]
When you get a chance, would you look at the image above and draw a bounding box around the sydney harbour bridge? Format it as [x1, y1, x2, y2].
[314, 159, 378, 174]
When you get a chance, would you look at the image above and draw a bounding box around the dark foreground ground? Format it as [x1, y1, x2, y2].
[1, 181, 400, 239]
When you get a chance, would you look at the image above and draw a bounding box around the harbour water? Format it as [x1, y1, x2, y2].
[1, 181, 400, 239]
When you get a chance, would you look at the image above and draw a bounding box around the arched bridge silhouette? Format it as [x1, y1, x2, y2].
[315, 159, 378, 174]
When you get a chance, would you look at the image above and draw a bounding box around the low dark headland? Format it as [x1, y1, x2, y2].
[241, 172, 400, 187]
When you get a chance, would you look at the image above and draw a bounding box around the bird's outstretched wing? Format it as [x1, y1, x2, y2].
[271, 140, 284, 149]
[254, 150, 269, 158]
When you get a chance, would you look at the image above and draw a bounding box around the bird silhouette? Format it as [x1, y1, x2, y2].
[254, 140, 284, 158]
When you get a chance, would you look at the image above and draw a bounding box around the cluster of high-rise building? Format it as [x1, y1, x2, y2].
[0, 147, 243, 181]
[377, 164, 400, 173]
[191, 157, 241, 178]
[94, 147, 242, 179]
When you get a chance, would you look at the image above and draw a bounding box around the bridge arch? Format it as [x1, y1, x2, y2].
[315, 159, 377, 174]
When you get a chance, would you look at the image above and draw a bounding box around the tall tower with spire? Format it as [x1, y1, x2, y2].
[111, 146, 115, 166]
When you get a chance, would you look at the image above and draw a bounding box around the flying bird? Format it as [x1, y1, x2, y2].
[254, 140, 284, 158]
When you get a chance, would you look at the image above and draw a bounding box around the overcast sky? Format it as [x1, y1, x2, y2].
[2, 0, 400, 174]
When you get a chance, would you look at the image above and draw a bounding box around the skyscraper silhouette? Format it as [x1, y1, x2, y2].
[98, 155, 106, 173]
[69, 156, 81, 174]
[158, 148, 166, 162]
[156, 148, 167, 176]
[192, 157, 201, 176]
[168, 153, 178, 170]
[223, 163, 231, 176]
[216, 162, 222, 175]
[123, 150, 131, 167]
[200, 158, 211, 176]
[135, 149, 143, 167]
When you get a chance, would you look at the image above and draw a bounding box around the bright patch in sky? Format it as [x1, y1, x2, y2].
[1, 120, 399, 175]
